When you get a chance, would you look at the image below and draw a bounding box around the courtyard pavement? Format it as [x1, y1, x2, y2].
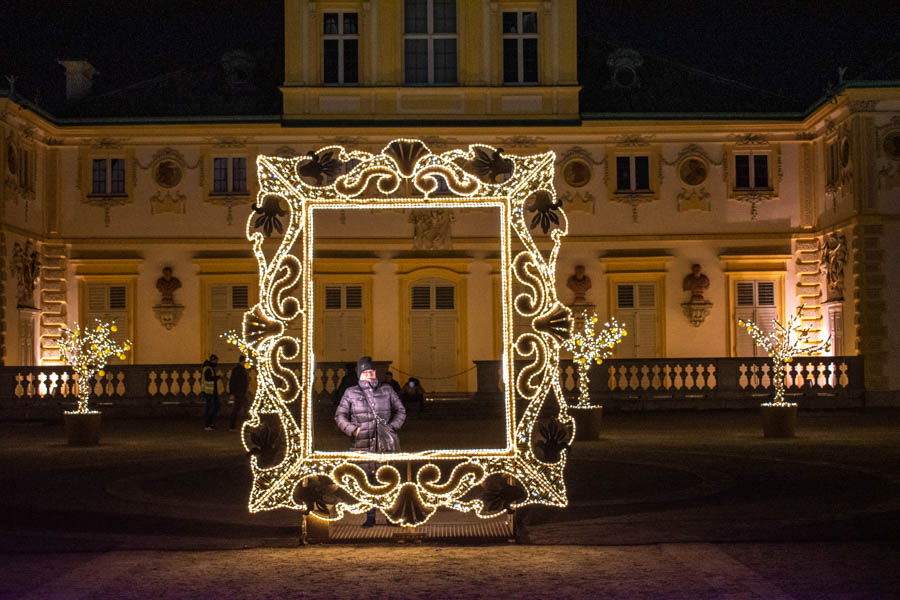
[2, 409, 899, 599]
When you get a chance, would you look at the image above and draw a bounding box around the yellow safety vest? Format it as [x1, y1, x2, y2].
[202, 365, 216, 394]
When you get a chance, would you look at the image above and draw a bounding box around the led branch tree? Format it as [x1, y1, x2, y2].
[561, 312, 627, 407]
[221, 329, 257, 369]
[738, 304, 831, 405]
[58, 320, 131, 414]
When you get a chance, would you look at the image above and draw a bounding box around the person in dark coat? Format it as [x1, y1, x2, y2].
[402, 376, 426, 415]
[201, 354, 220, 430]
[228, 354, 250, 431]
[334, 356, 406, 527]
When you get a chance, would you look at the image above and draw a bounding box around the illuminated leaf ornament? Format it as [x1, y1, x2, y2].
[561, 312, 627, 407]
[243, 139, 572, 527]
[58, 319, 131, 414]
[251, 196, 287, 237]
[737, 303, 832, 406]
[220, 329, 257, 369]
[527, 190, 563, 234]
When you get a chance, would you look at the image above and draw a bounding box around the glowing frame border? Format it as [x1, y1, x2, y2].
[243, 139, 573, 526]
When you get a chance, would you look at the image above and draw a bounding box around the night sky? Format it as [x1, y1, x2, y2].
[1, 0, 898, 113]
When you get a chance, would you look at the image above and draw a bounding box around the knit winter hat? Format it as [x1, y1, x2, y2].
[356, 356, 375, 378]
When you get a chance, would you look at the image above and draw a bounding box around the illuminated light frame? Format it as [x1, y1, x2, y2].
[242, 139, 572, 527]
[738, 303, 832, 406]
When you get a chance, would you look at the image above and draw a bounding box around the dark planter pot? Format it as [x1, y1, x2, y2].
[64, 411, 102, 445]
[760, 404, 797, 438]
[571, 406, 603, 441]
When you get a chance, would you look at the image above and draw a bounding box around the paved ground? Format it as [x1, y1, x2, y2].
[2, 409, 899, 599]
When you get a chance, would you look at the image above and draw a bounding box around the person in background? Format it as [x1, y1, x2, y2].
[228, 354, 250, 431]
[385, 371, 402, 396]
[402, 376, 426, 415]
[201, 354, 221, 430]
[334, 356, 406, 528]
[332, 362, 357, 406]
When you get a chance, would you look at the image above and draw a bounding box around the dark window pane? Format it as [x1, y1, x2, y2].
[433, 38, 457, 83]
[405, 0, 427, 33]
[503, 38, 518, 83]
[634, 156, 650, 190]
[616, 156, 631, 191]
[735, 155, 750, 188]
[502, 12, 518, 34]
[433, 0, 456, 33]
[323, 39, 339, 83]
[522, 11, 537, 33]
[411, 286, 431, 309]
[232, 157, 247, 193]
[213, 158, 228, 193]
[523, 38, 538, 82]
[110, 158, 126, 194]
[405, 39, 428, 83]
[753, 155, 768, 188]
[343, 12, 358, 34]
[324, 13, 339, 34]
[343, 39, 358, 83]
[92, 159, 106, 194]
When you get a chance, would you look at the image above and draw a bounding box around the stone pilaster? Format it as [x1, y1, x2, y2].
[39, 242, 68, 364]
[851, 223, 887, 390]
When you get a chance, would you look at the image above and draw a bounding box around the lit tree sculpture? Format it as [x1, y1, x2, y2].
[221, 329, 256, 369]
[561, 312, 627, 407]
[738, 304, 831, 405]
[58, 320, 131, 414]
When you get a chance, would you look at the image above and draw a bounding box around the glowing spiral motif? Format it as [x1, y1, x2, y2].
[243, 139, 572, 527]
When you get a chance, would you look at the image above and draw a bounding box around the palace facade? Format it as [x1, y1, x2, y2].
[2, 0, 899, 404]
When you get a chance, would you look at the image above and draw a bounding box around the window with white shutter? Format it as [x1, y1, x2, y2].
[614, 282, 658, 358]
[734, 280, 779, 357]
[209, 284, 251, 361]
[408, 279, 458, 392]
[85, 283, 130, 363]
[321, 284, 365, 361]
[827, 304, 843, 356]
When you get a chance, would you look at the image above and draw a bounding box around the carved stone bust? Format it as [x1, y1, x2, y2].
[682, 264, 710, 302]
[11, 239, 41, 308]
[566, 265, 592, 303]
[155, 266, 182, 306]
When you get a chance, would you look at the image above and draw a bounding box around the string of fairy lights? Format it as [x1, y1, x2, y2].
[738, 303, 831, 405]
[58, 319, 131, 414]
[561, 312, 627, 407]
[242, 139, 572, 526]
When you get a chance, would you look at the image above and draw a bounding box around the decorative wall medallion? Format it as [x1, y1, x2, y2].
[839, 137, 851, 168]
[605, 48, 643, 88]
[153, 160, 182, 188]
[150, 191, 186, 215]
[273, 146, 298, 158]
[676, 187, 711, 212]
[562, 159, 591, 188]
[678, 158, 708, 186]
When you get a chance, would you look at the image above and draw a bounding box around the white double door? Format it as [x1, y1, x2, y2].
[409, 279, 458, 393]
